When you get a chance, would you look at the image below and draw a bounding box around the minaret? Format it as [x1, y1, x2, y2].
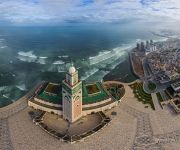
[62, 64, 82, 123]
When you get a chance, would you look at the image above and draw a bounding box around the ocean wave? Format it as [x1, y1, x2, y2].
[37, 56, 47, 64]
[57, 67, 66, 72]
[136, 39, 142, 42]
[0, 38, 8, 49]
[82, 44, 135, 81]
[17, 51, 48, 64]
[80, 68, 99, 81]
[88, 45, 132, 65]
[47, 60, 66, 72]
[47, 63, 66, 72]
[0, 46, 8, 49]
[58, 55, 68, 58]
[109, 57, 126, 70]
[53, 60, 65, 65]
[16, 84, 27, 91]
[0, 86, 8, 92]
[2, 94, 9, 99]
[89, 51, 111, 65]
[18, 51, 37, 57]
[81, 59, 126, 82]
[17, 51, 37, 62]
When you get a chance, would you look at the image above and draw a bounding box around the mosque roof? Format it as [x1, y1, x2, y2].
[36, 82, 109, 106]
[37, 83, 62, 105]
[82, 82, 109, 104]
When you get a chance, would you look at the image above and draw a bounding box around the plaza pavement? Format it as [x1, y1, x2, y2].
[0, 82, 180, 150]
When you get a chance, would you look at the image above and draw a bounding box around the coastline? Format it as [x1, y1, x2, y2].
[0, 82, 43, 118]
[0, 37, 167, 108]
[103, 50, 138, 83]
[128, 51, 140, 79]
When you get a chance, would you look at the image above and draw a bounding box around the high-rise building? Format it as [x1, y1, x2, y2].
[62, 64, 82, 123]
[141, 42, 145, 53]
[150, 40, 153, 45]
[146, 40, 150, 49]
[136, 43, 140, 51]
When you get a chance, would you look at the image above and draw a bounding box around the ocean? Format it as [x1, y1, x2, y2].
[0, 24, 162, 107]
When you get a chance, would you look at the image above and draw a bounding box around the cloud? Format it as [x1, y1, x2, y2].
[0, 0, 180, 25]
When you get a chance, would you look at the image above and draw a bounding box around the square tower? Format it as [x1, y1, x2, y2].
[62, 65, 82, 123]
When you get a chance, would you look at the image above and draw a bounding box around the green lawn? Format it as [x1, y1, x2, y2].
[107, 86, 125, 101]
[156, 92, 163, 102]
[148, 82, 156, 91]
[129, 82, 155, 110]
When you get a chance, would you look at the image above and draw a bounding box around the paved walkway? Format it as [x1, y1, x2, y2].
[121, 104, 162, 150]
[121, 83, 180, 149]
[151, 93, 162, 111]
[122, 103, 180, 150]
[0, 98, 28, 119]
[0, 119, 14, 150]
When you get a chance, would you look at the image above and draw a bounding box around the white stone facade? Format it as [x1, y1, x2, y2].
[62, 66, 83, 123]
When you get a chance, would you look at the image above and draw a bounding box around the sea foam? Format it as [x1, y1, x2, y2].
[17, 51, 37, 62]
[81, 68, 99, 81]
[0, 86, 7, 92]
[58, 55, 68, 58]
[17, 51, 48, 64]
[0, 46, 8, 49]
[53, 60, 65, 65]
[16, 84, 27, 91]
[37, 57, 47, 64]
[83, 44, 134, 81]
[88, 45, 132, 65]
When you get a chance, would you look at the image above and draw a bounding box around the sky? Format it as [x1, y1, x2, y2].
[0, 0, 180, 26]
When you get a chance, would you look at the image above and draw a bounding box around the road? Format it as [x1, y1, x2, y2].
[142, 58, 170, 94]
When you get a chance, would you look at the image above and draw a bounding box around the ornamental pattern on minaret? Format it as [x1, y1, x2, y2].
[62, 63, 82, 123]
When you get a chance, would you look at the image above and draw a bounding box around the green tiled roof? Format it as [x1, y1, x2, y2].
[37, 82, 109, 105]
[38, 91, 62, 105]
[82, 82, 109, 104]
[37, 83, 62, 105]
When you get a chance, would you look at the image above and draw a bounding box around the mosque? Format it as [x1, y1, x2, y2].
[28, 64, 124, 123]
